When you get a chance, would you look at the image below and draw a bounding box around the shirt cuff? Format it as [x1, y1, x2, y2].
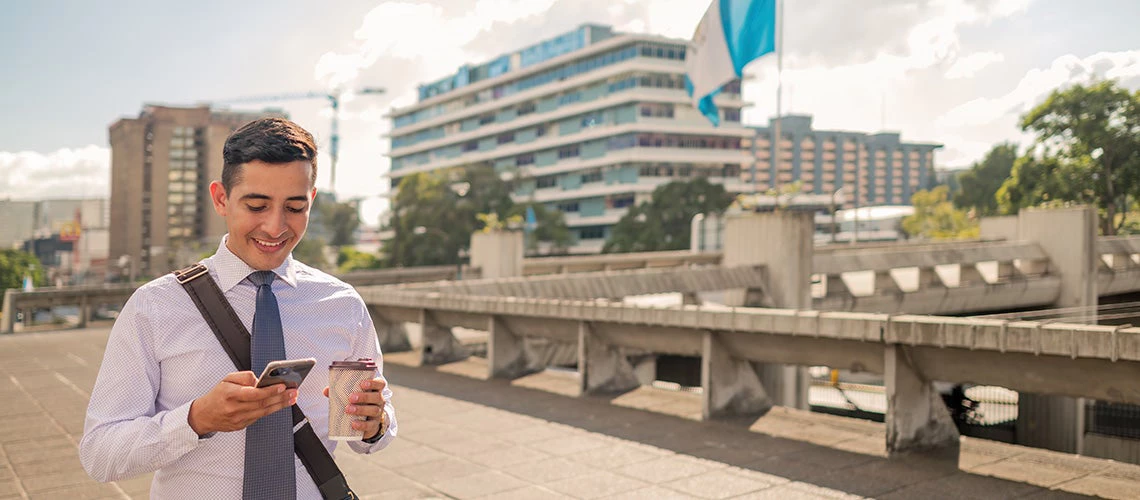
[163, 400, 211, 453]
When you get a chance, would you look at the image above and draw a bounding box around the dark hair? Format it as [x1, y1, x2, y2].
[221, 118, 318, 193]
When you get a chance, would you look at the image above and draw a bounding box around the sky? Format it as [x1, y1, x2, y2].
[2, 0, 1140, 226]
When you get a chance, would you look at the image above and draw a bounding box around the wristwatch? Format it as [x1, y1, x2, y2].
[362, 410, 389, 444]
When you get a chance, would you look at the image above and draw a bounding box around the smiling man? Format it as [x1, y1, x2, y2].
[80, 118, 396, 499]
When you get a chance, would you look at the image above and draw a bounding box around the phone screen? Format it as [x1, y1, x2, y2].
[256, 358, 316, 389]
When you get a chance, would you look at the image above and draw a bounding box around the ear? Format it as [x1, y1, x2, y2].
[310, 187, 318, 206]
[209, 181, 229, 216]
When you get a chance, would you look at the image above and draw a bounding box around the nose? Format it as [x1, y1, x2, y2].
[261, 207, 288, 238]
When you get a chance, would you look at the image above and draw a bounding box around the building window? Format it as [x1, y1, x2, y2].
[497, 132, 515, 145]
[516, 154, 535, 166]
[536, 176, 558, 189]
[579, 226, 606, 239]
[611, 195, 635, 208]
[559, 92, 582, 106]
[478, 114, 495, 125]
[723, 108, 741, 122]
[640, 103, 674, 118]
[557, 201, 580, 212]
[518, 102, 536, 115]
[581, 170, 602, 184]
[462, 141, 478, 152]
[536, 124, 547, 137]
[580, 112, 603, 128]
[558, 145, 580, 158]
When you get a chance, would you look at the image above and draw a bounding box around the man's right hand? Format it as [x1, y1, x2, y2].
[187, 371, 298, 436]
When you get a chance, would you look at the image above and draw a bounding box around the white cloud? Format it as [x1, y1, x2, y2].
[939, 50, 1140, 129]
[0, 146, 109, 200]
[945, 51, 1004, 78]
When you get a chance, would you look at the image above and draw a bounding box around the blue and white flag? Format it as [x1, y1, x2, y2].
[685, 0, 777, 125]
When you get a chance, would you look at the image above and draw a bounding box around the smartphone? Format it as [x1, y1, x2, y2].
[256, 358, 317, 389]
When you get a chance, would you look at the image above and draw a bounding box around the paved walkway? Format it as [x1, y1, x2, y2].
[1, 326, 1136, 499]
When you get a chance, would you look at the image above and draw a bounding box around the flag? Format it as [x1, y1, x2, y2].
[23, 274, 34, 292]
[685, 0, 777, 125]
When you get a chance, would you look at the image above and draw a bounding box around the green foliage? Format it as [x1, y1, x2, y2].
[292, 238, 328, 269]
[337, 247, 380, 274]
[382, 166, 572, 267]
[902, 186, 979, 240]
[0, 249, 45, 291]
[310, 196, 361, 247]
[997, 80, 1140, 235]
[953, 143, 1018, 216]
[603, 178, 735, 253]
[509, 202, 572, 254]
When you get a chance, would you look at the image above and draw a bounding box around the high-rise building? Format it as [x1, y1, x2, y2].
[108, 105, 286, 278]
[387, 24, 751, 254]
[744, 115, 941, 207]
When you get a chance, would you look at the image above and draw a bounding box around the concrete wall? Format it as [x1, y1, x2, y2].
[470, 231, 524, 279]
[979, 215, 1018, 241]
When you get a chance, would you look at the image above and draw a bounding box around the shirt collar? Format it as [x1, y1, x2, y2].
[209, 234, 299, 292]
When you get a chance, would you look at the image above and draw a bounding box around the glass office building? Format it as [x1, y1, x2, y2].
[388, 24, 751, 253]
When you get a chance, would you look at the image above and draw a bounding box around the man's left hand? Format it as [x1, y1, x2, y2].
[323, 377, 388, 440]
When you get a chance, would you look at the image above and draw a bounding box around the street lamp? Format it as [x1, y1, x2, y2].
[413, 226, 464, 280]
[830, 187, 845, 244]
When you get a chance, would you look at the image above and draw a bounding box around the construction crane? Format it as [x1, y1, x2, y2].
[208, 87, 386, 192]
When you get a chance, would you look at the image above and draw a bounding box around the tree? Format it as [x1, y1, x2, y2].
[508, 202, 572, 254]
[902, 186, 979, 240]
[603, 178, 735, 253]
[381, 166, 573, 267]
[292, 238, 328, 269]
[998, 80, 1140, 235]
[309, 195, 361, 247]
[0, 249, 45, 291]
[337, 247, 380, 274]
[953, 143, 1017, 216]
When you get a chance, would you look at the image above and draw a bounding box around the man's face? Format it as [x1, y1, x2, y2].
[209, 159, 316, 270]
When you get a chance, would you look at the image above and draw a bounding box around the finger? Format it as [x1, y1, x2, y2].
[348, 391, 386, 406]
[352, 419, 380, 435]
[233, 384, 288, 402]
[346, 403, 383, 418]
[359, 377, 387, 392]
[223, 371, 258, 387]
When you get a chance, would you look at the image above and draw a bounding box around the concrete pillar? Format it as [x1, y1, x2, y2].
[470, 231, 524, 279]
[488, 316, 532, 379]
[702, 331, 771, 419]
[419, 309, 468, 365]
[1016, 206, 1097, 454]
[577, 322, 639, 394]
[368, 305, 411, 353]
[721, 211, 813, 410]
[885, 345, 959, 460]
[918, 268, 945, 288]
[77, 295, 90, 329]
[959, 264, 986, 286]
[3, 290, 15, 334]
[874, 271, 902, 294]
[681, 292, 701, 305]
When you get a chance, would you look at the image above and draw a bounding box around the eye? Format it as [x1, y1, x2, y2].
[287, 205, 307, 214]
[247, 205, 267, 212]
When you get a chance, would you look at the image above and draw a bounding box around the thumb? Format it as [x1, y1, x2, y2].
[223, 371, 258, 387]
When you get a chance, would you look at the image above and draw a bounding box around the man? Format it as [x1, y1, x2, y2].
[80, 118, 396, 499]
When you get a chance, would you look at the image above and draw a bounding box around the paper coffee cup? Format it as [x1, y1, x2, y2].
[328, 358, 377, 441]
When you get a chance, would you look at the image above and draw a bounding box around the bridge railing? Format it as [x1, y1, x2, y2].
[2, 284, 137, 333]
[360, 288, 1140, 460]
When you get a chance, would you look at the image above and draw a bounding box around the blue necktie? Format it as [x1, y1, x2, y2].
[244, 271, 296, 500]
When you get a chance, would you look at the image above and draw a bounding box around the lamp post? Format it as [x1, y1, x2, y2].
[413, 226, 464, 280]
[830, 187, 844, 244]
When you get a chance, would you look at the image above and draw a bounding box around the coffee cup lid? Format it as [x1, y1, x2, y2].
[330, 358, 377, 370]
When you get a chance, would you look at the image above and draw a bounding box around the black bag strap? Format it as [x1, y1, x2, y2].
[174, 263, 356, 500]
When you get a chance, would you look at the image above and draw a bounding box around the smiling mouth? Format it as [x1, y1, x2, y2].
[253, 237, 288, 250]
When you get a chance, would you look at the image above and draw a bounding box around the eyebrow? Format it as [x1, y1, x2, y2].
[239, 193, 310, 202]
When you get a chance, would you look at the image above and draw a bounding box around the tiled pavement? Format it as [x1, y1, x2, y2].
[2, 326, 1137, 499]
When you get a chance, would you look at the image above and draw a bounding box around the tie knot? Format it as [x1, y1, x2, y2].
[248, 271, 276, 287]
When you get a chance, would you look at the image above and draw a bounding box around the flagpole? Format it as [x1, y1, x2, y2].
[771, 0, 784, 199]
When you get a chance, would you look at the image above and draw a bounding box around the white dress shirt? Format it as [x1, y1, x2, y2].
[80, 236, 397, 499]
